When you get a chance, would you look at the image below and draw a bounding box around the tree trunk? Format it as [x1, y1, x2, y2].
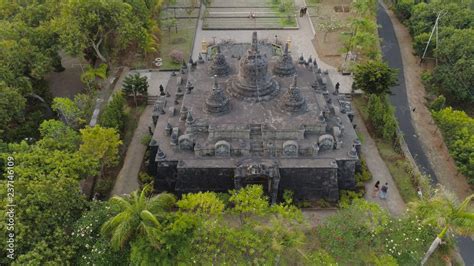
[91, 39, 107, 63]
[421, 226, 448, 265]
[133, 92, 138, 107]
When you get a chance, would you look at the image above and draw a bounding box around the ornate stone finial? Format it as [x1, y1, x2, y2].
[318, 110, 325, 122]
[198, 53, 204, 64]
[282, 75, 306, 113]
[213, 75, 219, 90]
[165, 122, 172, 135]
[308, 56, 313, 63]
[186, 110, 194, 124]
[348, 145, 358, 158]
[284, 42, 289, 55]
[251, 31, 258, 52]
[298, 54, 305, 64]
[186, 80, 194, 94]
[156, 145, 166, 160]
[180, 106, 188, 121]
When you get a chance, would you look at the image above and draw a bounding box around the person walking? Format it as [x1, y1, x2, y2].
[379, 183, 388, 199]
[372, 180, 380, 198]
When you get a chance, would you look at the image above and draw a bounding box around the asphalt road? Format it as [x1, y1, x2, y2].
[376, 4, 474, 265]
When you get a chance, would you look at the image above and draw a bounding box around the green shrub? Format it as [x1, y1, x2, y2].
[315, 199, 331, 208]
[141, 134, 152, 146]
[95, 178, 114, 196]
[432, 107, 474, 183]
[339, 190, 363, 208]
[429, 95, 446, 111]
[138, 172, 154, 185]
[394, 0, 415, 21]
[100, 93, 126, 132]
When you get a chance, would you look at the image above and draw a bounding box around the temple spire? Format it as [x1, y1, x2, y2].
[251, 32, 258, 52]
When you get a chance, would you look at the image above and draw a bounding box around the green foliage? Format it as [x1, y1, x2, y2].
[177, 191, 225, 215]
[122, 73, 149, 106]
[356, 158, 372, 183]
[431, 28, 474, 103]
[100, 92, 126, 132]
[380, 214, 437, 264]
[138, 172, 154, 185]
[406, 1, 474, 105]
[432, 107, 474, 183]
[317, 199, 389, 264]
[79, 126, 122, 169]
[353, 60, 398, 95]
[81, 63, 108, 90]
[0, 177, 87, 265]
[52, 93, 95, 129]
[393, 0, 415, 21]
[367, 94, 398, 142]
[101, 185, 176, 250]
[57, 0, 152, 62]
[413, 31, 433, 57]
[229, 185, 269, 222]
[0, 85, 26, 136]
[70, 201, 129, 265]
[339, 190, 364, 207]
[429, 95, 446, 112]
[37, 119, 81, 151]
[141, 134, 152, 146]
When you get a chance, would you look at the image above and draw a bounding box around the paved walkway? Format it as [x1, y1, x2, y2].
[110, 71, 171, 196]
[354, 110, 406, 216]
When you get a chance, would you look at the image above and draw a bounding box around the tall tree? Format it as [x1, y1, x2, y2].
[353, 60, 398, 95]
[122, 73, 149, 107]
[101, 185, 176, 250]
[57, 0, 147, 63]
[0, 84, 26, 136]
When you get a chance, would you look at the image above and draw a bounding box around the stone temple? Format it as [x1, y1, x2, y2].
[149, 32, 359, 203]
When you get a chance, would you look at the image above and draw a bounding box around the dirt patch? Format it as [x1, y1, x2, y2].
[382, 5, 472, 199]
[309, 0, 354, 69]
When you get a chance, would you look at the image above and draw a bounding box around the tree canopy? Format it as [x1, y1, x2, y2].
[353, 60, 398, 95]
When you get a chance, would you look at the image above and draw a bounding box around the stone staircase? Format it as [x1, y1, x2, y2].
[249, 124, 264, 156]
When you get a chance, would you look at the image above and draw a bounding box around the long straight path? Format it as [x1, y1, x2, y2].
[377, 3, 474, 264]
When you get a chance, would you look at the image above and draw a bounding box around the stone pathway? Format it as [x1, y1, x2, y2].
[353, 109, 406, 216]
[110, 71, 171, 196]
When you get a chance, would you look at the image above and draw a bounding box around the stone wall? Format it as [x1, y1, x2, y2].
[175, 166, 235, 192]
[336, 159, 357, 190]
[279, 167, 339, 202]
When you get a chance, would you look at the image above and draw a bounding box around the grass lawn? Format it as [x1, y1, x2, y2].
[160, 18, 197, 70]
[353, 96, 418, 202]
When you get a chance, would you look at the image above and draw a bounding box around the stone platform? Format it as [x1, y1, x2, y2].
[149, 32, 359, 203]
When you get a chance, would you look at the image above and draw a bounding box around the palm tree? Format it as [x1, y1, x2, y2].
[101, 184, 176, 250]
[409, 189, 474, 265]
